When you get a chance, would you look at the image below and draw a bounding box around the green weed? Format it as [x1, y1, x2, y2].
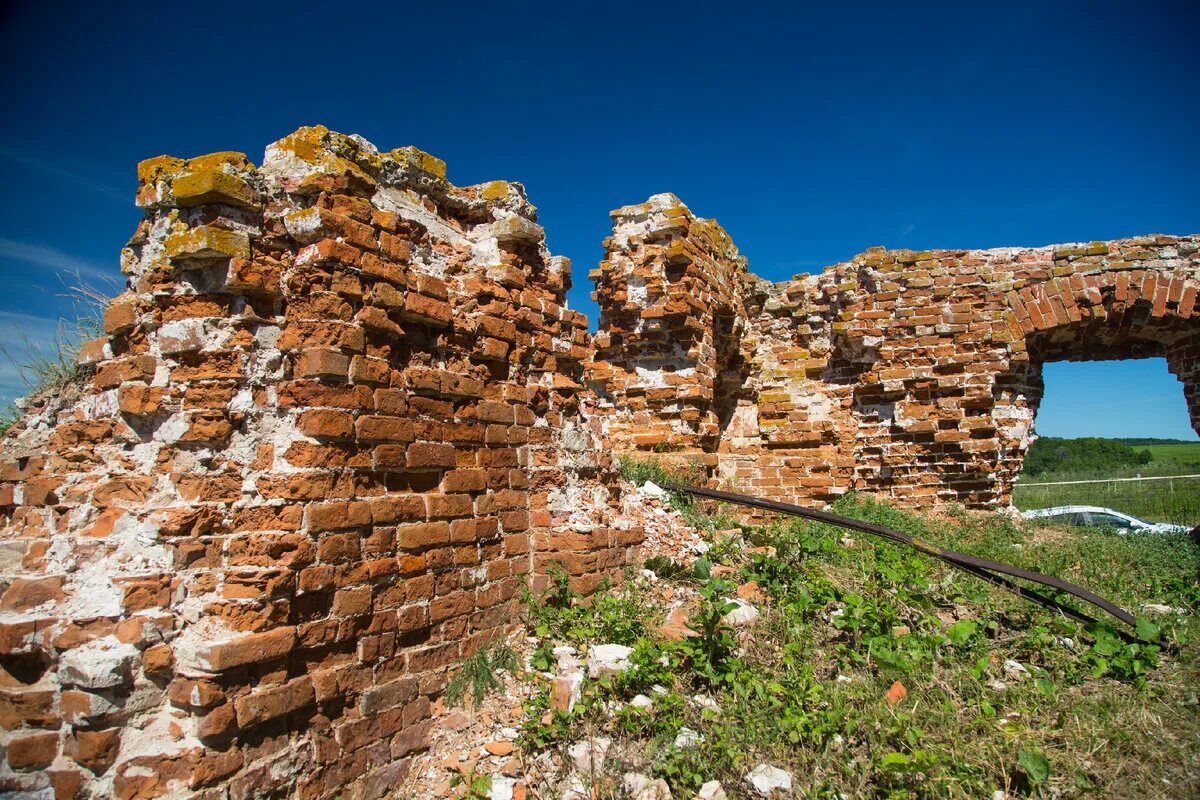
[523, 493, 1200, 798]
[445, 644, 519, 709]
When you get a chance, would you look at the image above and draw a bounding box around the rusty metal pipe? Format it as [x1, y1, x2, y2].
[661, 483, 1136, 630]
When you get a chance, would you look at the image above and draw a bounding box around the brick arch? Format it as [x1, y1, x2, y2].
[1005, 269, 1200, 431]
[1008, 269, 1199, 347]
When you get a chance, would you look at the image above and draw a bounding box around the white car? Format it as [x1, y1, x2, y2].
[1022, 505, 1192, 534]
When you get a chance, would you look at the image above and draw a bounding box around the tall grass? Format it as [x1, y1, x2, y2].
[0, 275, 115, 434]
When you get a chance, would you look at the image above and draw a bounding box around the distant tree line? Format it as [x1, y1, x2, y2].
[1111, 437, 1198, 446]
[1023, 437, 1152, 477]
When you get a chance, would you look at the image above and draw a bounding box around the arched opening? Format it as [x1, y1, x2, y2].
[999, 274, 1200, 523]
[1012, 358, 1199, 526]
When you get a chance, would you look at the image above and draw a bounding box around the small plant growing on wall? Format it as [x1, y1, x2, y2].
[445, 644, 520, 710]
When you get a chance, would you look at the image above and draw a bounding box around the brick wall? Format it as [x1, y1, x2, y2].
[1, 128, 1197, 799]
[591, 206, 1200, 509]
[0, 127, 640, 799]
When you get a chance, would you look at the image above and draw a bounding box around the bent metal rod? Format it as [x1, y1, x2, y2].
[661, 483, 1137, 631]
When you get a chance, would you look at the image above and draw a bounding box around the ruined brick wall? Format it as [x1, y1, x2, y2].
[0, 128, 640, 799]
[587, 194, 758, 470]
[592, 203, 1200, 509]
[2, 128, 1198, 799]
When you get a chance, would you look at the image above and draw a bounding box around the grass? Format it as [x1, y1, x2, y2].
[0, 275, 113, 435]
[520, 495, 1200, 799]
[1014, 442, 1200, 526]
[1139, 443, 1200, 468]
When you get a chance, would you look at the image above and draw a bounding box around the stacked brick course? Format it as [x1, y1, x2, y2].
[1, 127, 1197, 799]
[587, 193, 757, 463]
[594, 218, 1200, 509]
[0, 128, 638, 799]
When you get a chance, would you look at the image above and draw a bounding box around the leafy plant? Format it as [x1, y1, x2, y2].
[445, 644, 519, 709]
[1081, 622, 1160, 685]
[945, 619, 978, 647]
[1017, 748, 1051, 784]
[678, 560, 739, 687]
[450, 767, 492, 800]
[524, 566, 650, 646]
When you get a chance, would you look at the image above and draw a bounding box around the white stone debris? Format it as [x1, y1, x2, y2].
[58, 637, 139, 690]
[641, 481, 668, 499]
[721, 598, 760, 627]
[568, 737, 611, 773]
[624, 772, 673, 800]
[489, 776, 517, 800]
[561, 773, 589, 800]
[1142, 603, 1184, 615]
[1002, 659, 1030, 679]
[630, 694, 654, 709]
[690, 694, 721, 714]
[697, 780, 727, 800]
[587, 644, 633, 677]
[673, 726, 703, 749]
[554, 645, 582, 673]
[745, 764, 793, 796]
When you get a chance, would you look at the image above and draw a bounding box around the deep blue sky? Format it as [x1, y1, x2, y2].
[1, 1, 1197, 438]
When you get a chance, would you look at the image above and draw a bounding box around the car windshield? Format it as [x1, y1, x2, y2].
[1085, 512, 1136, 529]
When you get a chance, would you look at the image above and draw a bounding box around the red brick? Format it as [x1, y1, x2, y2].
[67, 728, 120, 772]
[355, 416, 415, 442]
[234, 676, 314, 728]
[298, 409, 355, 439]
[405, 442, 456, 468]
[396, 522, 449, 550]
[191, 626, 296, 672]
[296, 349, 350, 380]
[7, 731, 59, 771]
[308, 500, 372, 531]
[1, 576, 65, 611]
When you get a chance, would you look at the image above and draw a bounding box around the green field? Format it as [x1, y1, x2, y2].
[1139, 442, 1200, 468]
[1014, 441, 1200, 526]
[506, 488, 1200, 799]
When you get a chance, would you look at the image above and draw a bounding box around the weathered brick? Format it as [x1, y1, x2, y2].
[396, 522, 449, 550]
[188, 626, 296, 672]
[234, 676, 315, 728]
[7, 731, 59, 771]
[405, 442, 456, 468]
[299, 409, 355, 439]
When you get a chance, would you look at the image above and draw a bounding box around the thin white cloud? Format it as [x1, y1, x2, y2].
[0, 145, 128, 203]
[0, 237, 118, 281]
[899, 223, 916, 239]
